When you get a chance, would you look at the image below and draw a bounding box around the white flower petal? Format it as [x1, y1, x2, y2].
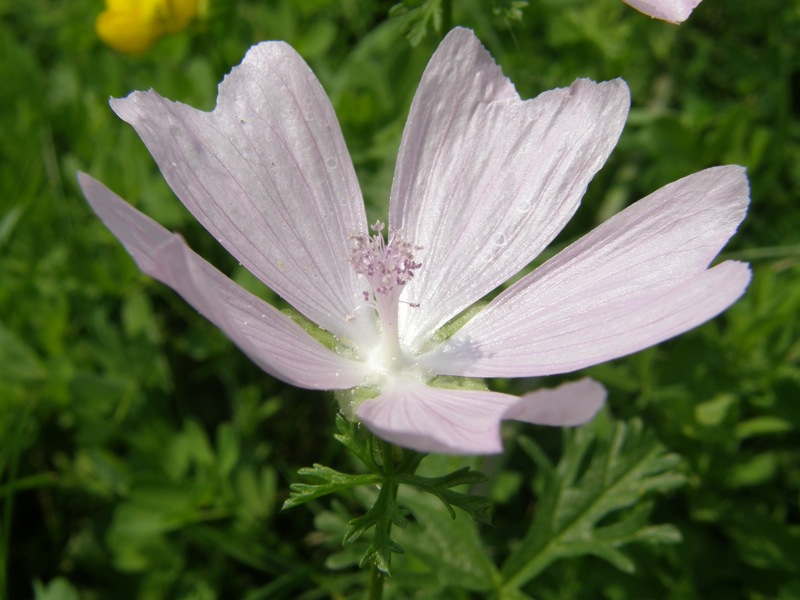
[110, 42, 373, 345]
[503, 378, 607, 426]
[79, 173, 369, 390]
[356, 377, 605, 455]
[356, 381, 517, 454]
[389, 28, 630, 350]
[423, 166, 751, 377]
[622, 0, 702, 23]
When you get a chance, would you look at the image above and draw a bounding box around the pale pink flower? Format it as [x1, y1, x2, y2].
[622, 0, 702, 23]
[79, 28, 749, 454]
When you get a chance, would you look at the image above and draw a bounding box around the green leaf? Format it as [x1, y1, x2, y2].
[734, 416, 793, 439]
[398, 466, 492, 524]
[500, 419, 686, 591]
[725, 452, 778, 488]
[216, 423, 240, 478]
[389, 0, 444, 46]
[32, 577, 81, 600]
[332, 413, 378, 470]
[694, 393, 737, 426]
[0, 320, 45, 383]
[284, 417, 493, 575]
[348, 482, 408, 573]
[492, 0, 529, 21]
[282, 464, 380, 510]
[394, 486, 498, 592]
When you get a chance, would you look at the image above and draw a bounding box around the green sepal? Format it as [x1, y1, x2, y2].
[420, 301, 488, 354]
[281, 306, 352, 354]
[428, 375, 490, 392]
[334, 387, 380, 421]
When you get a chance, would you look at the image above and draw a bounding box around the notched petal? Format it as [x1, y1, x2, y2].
[109, 41, 372, 344]
[390, 28, 631, 349]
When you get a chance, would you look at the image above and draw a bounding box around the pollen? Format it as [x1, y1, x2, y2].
[349, 221, 422, 302]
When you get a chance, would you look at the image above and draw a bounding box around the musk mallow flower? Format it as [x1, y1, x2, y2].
[78, 28, 750, 455]
[621, 0, 702, 23]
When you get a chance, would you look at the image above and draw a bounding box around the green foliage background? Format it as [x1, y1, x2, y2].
[1, 0, 799, 598]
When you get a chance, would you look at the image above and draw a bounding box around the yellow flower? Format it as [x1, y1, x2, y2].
[96, 0, 199, 55]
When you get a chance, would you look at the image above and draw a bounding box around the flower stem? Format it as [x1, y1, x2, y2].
[368, 562, 385, 600]
[442, 0, 453, 33]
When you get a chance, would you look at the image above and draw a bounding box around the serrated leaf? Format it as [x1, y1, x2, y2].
[281, 465, 380, 510]
[389, 0, 444, 46]
[501, 419, 686, 591]
[285, 417, 494, 575]
[399, 466, 492, 524]
[349, 482, 407, 574]
[332, 413, 376, 469]
[393, 486, 498, 592]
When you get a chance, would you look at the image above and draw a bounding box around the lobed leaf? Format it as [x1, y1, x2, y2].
[500, 418, 686, 591]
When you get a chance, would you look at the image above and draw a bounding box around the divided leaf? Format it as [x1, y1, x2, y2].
[283, 414, 492, 574]
[281, 465, 380, 510]
[501, 418, 686, 591]
[398, 467, 492, 524]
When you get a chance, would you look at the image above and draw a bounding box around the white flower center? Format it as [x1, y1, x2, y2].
[349, 221, 421, 374]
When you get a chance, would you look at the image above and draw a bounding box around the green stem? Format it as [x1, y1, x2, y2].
[0, 410, 29, 600]
[368, 562, 385, 600]
[442, 0, 453, 33]
[366, 440, 406, 598]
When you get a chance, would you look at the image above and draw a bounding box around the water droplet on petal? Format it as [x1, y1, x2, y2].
[517, 200, 532, 213]
[326, 158, 337, 169]
[492, 232, 507, 247]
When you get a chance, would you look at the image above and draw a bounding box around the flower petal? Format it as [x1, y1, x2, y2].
[503, 378, 606, 426]
[622, 0, 702, 23]
[356, 377, 605, 454]
[109, 41, 374, 345]
[79, 173, 369, 390]
[389, 28, 630, 350]
[356, 381, 517, 454]
[423, 166, 751, 377]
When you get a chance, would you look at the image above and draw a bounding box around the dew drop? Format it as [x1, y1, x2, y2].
[492, 232, 507, 247]
[325, 158, 337, 169]
[517, 200, 532, 213]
